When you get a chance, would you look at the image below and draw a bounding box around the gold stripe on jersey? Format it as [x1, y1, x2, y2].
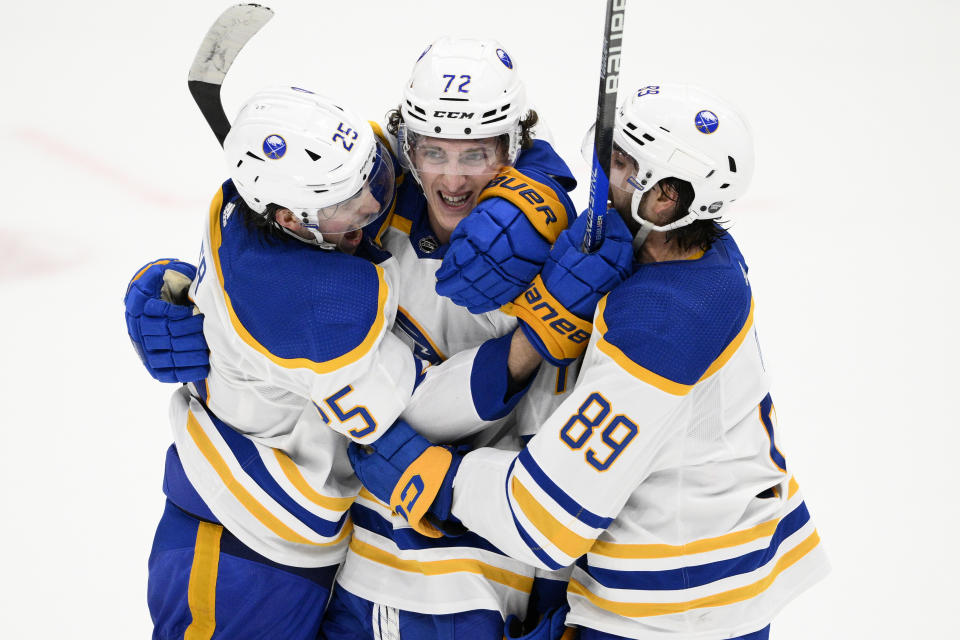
[185, 408, 353, 547]
[184, 521, 221, 640]
[390, 214, 412, 235]
[590, 476, 799, 559]
[207, 188, 389, 374]
[699, 298, 755, 381]
[349, 538, 535, 593]
[368, 121, 394, 157]
[272, 449, 357, 511]
[594, 296, 756, 395]
[511, 476, 595, 559]
[568, 530, 821, 618]
[366, 120, 403, 246]
[358, 487, 390, 509]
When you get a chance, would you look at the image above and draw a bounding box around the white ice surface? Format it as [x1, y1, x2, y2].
[2, 1, 957, 637]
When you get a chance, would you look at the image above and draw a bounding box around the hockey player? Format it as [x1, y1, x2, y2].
[125, 41, 634, 639]
[349, 84, 830, 639]
[128, 84, 566, 640]
[320, 38, 626, 640]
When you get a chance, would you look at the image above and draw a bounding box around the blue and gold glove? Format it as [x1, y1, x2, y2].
[124, 259, 210, 383]
[501, 211, 633, 366]
[347, 420, 463, 539]
[436, 166, 573, 314]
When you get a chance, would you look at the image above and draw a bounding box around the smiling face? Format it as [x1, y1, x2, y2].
[409, 136, 507, 244]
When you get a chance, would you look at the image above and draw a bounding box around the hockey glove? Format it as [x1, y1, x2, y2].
[347, 420, 463, 539]
[501, 210, 633, 366]
[124, 259, 210, 383]
[504, 605, 571, 640]
[435, 166, 573, 314]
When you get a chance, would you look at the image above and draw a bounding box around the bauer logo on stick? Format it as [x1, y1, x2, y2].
[263, 134, 287, 159]
[695, 110, 719, 134]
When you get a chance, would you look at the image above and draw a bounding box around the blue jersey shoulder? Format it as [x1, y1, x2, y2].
[600, 232, 753, 385]
[214, 180, 386, 365]
[516, 139, 577, 193]
[514, 139, 578, 228]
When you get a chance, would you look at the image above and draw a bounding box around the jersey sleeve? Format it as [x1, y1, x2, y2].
[451, 351, 678, 570]
[452, 264, 756, 569]
[400, 331, 531, 443]
[168, 386, 357, 567]
[170, 183, 418, 565]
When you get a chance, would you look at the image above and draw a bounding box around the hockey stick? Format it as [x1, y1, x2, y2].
[187, 3, 275, 147]
[581, 0, 627, 253]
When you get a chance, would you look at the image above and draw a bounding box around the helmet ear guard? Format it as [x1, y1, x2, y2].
[598, 84, 755, 241]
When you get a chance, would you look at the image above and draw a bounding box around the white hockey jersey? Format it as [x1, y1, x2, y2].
[452, 233, 829, 638]
[166, 179, 527, 569]
[335, 133, 579, 618]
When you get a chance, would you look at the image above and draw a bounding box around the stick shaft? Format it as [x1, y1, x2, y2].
[582, 0, 627, 253]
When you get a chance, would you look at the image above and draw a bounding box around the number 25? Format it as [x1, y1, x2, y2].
[332, 122, 358, 151]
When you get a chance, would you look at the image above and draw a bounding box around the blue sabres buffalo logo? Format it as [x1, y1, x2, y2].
[694, 110, 719, 134]
[263, 134, 287, 159]
[496, 48, 513, 69]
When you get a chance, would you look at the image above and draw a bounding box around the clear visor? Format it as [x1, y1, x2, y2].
[580, 124, 643, 197]
[399, 125, 511, 176]
[292, 139, 395, 234]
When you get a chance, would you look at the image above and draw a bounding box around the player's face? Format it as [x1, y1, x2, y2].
[314, 187, 382, 254]
[412, 137, 506, 243]
[609, 148, 640, 218]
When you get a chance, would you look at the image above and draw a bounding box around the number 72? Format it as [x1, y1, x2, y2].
[442, 74, 471, 93]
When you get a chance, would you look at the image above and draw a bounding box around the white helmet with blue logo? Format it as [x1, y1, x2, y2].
[224, 86, 395, 247]
[398, 37, 527, 180]
[598, 83, 755, 233]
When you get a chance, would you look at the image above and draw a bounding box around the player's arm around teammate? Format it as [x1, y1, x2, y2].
[127, 37, 594, 640]
[131, 86, 536, 640]
[351, 85, 830, 640]
[321, 39, 594, 640]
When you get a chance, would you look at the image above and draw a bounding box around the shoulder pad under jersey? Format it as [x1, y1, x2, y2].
[596, 232, 753, 390]
[209, 181, 391, 372]
[515, 139, 577, 193]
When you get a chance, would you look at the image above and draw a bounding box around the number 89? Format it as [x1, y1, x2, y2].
[559, 393, 638, 472]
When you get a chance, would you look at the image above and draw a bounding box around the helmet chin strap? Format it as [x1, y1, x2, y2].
[629, 188, 699, 249]
[276, 221, 338, 251]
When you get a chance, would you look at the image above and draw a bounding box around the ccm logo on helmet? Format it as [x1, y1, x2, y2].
[432, 110, 475, 119]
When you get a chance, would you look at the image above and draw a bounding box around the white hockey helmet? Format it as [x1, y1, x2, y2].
[224, 86, 395, 248]
[586, 84, 754, 234]
[398, 37, 527, 182]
